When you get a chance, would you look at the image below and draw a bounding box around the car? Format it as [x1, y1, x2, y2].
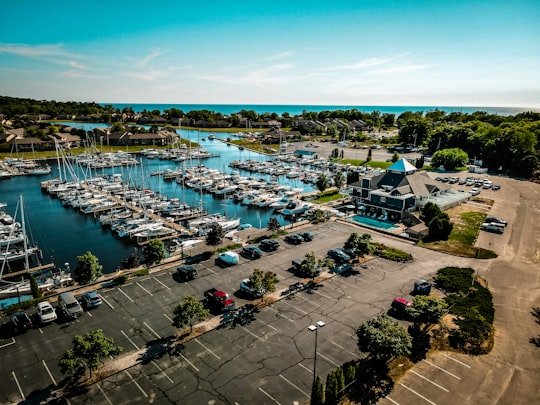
[215, 251, 240, 267]
[36, 301, 57, 324]
[470, 187, 480, 195]
[435, 176, 442, 181]
[327, 248, 351, 263]
[492, 184, 501, 190]
[391, 297, 412, 313]
[58, 291, 84, 319]
[11, 311, 33, 332]
[259, 239, 280, 252]
[284, 233, 305, 245]
[299, 231, 314, 242]
[481, 222, 504, 234]
[485, 216, 507, 226]
[175, 264, 198, 280]
[240, 245, 263, 259]
[81, 290, 103, 308]
[458, 178, 466, 185]
[240, 279, 264, 298]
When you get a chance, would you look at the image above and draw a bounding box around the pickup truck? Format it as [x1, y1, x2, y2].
[204, 288, 235, 312]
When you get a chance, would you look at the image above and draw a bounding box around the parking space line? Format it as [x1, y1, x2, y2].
[121, 330, 141, 350]
[240, 325, 263, 341]
[255, 318, 278, 331]
[101, 295, 115, 310]
[399, 383, 437, 405]
[267, 306, 295, 323]
[11, 371, 24, 400]
[410, 370, 449, 392]
[279, 374, 309, 397]
[151, 360, 175, 383]
[258, 387, 282, 405]
[86, 311, 93, 317]
[195, 338, 221, 359]
[280, 299, 307, 314]
[42, 359, 57, 385]
[136, 282, 153, 296]
[383, 395, 401, 404]
[298, 362, 313, 374]
[0, 337, 16, 349]
[318, 352, 340, 367]
[118, 288, 134, 303]
[152, 276, 171, 291]
[143, 321, 161, 339]
[311, 290, 338, 302]
[125, 370, 148, 397]
[39, 328, 44, 334]
[179, 353, 199, 372]
[332, 341, 362, 358]
[163, 313, 174, 323]
[97, 383, 114, 405]
[442, 353, 471, 368]
[200, 264, 216, 275]
[423, 360, 461, 379]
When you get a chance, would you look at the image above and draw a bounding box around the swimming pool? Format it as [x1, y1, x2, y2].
[348, 215, 400, 231]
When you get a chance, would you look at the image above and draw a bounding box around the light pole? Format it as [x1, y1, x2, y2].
[308, 321, 325, 387]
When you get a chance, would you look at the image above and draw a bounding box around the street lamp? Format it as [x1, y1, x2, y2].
[308, 321, 326, 387]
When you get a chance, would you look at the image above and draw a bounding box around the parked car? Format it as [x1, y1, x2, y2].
[215, 251, 240, 267]
[175, 264, 198, 280]
[259, 239, 280, 252]
[481, 222, 504, 234]
[470, 187, 480, 196]
[284, 233, 305, 245]
[240, 245, 263, 259]
[391, 297, 412, 315]
[299, 231, 314, 242]
[58, 291, 83, 319]
[204, 288, 235, 312]
[240, 279, 264, 298]
[11, 311, 33, 332]
[327, 248, 351, 263]
[492, 184, 501, 190]
[36, 301, 57, 324]
[81, 291, 103, 308]
[485, 216, 507, 226]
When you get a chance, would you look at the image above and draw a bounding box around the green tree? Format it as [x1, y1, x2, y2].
[356, 314, 412, 361]
[315, 174, 330, 192]
[333, 171, 345, 190]
[325, 371, 339, 405]
[428, 212, 453, 241]
[172, 295, 210, 333]
[431, 148, 468, 170]
[366, 148, 372, 162]
[308, 208, 327, 224]
[111, 122, 125, 132]
[205, 223, 224, 246]
[335, 367, 345, 400]
[415, 154, 425, 169]
[343, 232, 373, 258]
[58, 329, 122, 378]
[329, 147, 340, 159]
[406, 296, 448, 331]
[248, 268, 279, 295]
[142, 238, 166, 265]
[422, 202, 442, 224]
[311, 375, 325, 405]
[73, 251, 103, 285]
[29, 274, 42, 299]
[391, 151, 400, 163]
[398, 118, 429, 146]
[267, 217, 281, 232]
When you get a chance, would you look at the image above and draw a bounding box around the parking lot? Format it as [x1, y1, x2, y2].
[0, 218, 490, 405]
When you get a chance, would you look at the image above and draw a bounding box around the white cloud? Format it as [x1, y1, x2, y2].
[68, 60, 87, 69]
[0, 43, 82, 59]
[319, 55, 406, 72]
[368, 64, 437, 75]
[197, 63, 295, 87]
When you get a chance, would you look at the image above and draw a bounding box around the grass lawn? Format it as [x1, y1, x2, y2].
[313, 192, 344, 203]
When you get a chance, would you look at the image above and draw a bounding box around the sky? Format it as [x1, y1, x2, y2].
[1, 0, 539, 108]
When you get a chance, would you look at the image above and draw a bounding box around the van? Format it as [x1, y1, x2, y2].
[481, 222, 504, 234]
[58, 292, 83, 319]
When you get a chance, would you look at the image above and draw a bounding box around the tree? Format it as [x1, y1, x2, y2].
[325, 371, 339, 405]
[205, 223, 224, 246]
[59, 329, 122, 378]
[398, 118, 429, 146]
[415, 154, 425, 169]
[357, 314, 412, 361]
[29, 274, 42, 299]
[428, 212, 453, 241]
[315, 174, 330, 192]
[366, 148, 372, 162]
[333, 171, 345, 190]
[172, 296, 210, 333]
[343, 232, 373, 258]
[422, 202, 442, 223]
[391, 151, 400, 163]
[406, 296, 448, 331]
[249, 268, 279, 295]
[431, 148, 468, 170]
[143, 238, 166, 265]
[329, 147, 340, 159]
[121, 253, 141, 269]
[308, 208, 327, 224]
[267, 217, 281, 232]
[311, 375, 325, 405]
[300, 252, 334, 279]
[73, 251, 103, 285]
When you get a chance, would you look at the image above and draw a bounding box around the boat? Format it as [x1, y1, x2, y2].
[281, 200, 313, 216]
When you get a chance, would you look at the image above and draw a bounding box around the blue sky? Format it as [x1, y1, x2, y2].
[1, 0, 539, 107]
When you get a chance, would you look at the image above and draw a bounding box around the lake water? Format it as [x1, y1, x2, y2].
[1, 129, 316, 274]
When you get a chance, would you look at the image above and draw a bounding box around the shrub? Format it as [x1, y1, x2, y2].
[372, 243, 413, 262]
[133, 269, 149, 277]
[114, 275, 129, 285]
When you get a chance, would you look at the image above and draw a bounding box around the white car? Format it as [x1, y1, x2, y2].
[36, 301, 57, 324]
[470, 187, 480, 196]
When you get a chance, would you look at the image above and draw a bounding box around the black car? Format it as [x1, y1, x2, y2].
[175, 264, 198, 280]
[284, 234, 304, 245]
[259, 239, 280, 252]
[327, 248, 351, 263]
[485, 216, 507, 226]
[11, 311, 33, 332]
[299, 231, 314, 242]
[240, 245, 263, 259]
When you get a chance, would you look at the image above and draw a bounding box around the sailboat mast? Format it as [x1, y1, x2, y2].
[20, 195, 30, 272]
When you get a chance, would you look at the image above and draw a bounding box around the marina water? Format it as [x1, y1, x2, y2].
[1, 128, 316, 274]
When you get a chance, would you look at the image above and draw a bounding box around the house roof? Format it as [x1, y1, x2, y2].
[388, 158, 417, 174]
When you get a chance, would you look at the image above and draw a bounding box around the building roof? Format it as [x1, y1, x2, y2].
[388, 158, 417, 174]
